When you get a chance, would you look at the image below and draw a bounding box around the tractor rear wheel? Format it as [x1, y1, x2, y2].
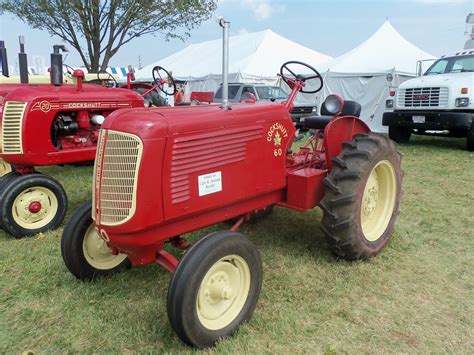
[320, 133, 403, 260]
[0, 174, 68, 237]
[388, 126, 411, 143]
[61, 202, 130, 280]
[0, 158, 13, 177]
[167, 231, 262, 348]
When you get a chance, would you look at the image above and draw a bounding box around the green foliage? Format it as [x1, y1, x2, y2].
[0, 136, 473, 352]
[0, 0, 217, 71]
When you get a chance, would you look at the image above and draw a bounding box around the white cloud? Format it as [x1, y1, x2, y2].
[241, 0, 285, 21]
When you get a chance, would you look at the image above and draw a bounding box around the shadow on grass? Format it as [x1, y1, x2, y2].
[404, 135, 467, 151]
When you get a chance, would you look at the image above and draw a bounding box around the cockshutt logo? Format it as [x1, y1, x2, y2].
[31, 101, 132, 113]
[267, 122, 288, 157]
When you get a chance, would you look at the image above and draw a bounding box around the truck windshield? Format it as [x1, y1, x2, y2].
[425, 55, 474, 75]
[255, 86, 288, 100]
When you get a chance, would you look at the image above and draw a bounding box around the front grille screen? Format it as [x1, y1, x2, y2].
[97, 130, 143, 226]
[397, 87, 449, 108]
[1, 101, 27, 154]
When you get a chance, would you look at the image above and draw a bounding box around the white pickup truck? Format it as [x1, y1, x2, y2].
[383, 51, 474, 151]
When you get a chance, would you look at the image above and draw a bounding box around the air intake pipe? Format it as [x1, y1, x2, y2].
[0, 41, 9, 77]
[51, 45, 67, 86]
[18, 36, 28, 83]
[218, 17, 231, 110]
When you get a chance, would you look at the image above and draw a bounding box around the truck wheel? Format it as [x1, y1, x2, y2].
[0, 159, 13, 177]
[0, 174, 68, 237]
[167, 231, 262, 348]
[320, 133, 403, 260]
[388, 126, 411, 143]
[467, 123, 474, 151]
[61, 202, 130, 280]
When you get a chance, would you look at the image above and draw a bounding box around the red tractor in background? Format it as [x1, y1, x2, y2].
[61, 51, 403, 347]
[0, 44, 177, 237]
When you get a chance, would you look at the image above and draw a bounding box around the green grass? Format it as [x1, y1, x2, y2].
[1, 135, 473, 353]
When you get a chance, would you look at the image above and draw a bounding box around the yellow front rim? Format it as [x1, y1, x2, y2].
[0, 159, 12, 177]
[12, 187, 59, 229]
[361, 160, 397, 242]
[82, 224, 127, 270]
[197, 255, 251, 330]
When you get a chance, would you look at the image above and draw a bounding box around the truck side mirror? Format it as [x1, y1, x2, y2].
[416, 61, 423, 77]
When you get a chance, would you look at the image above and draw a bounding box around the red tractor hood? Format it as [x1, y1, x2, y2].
[101, 101, 290, 140]
[3, 83, 143, 103]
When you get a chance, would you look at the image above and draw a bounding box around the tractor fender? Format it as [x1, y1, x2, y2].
[323, 116, 371, 170]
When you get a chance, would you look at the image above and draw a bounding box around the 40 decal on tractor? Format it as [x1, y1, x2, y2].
[0, 44, 176, 237]
[61, 20, 403, 348]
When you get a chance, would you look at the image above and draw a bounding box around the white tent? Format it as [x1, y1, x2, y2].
[311, 21, 436, 132]
[135, 29, 332, 94]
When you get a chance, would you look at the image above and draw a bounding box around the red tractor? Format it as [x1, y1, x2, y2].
[61, 59, 403, 347]
[0, 45, 177, 237]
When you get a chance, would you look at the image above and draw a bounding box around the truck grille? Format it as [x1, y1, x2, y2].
[95, 130, 143, 226]
[1, 101, 27, 154]
[397, 87, 448, 108]
[291, 106, 314, 114]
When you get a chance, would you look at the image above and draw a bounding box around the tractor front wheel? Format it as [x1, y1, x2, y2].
[320, 133, 403, 259]
[0, 158, 13, 177]
[0, 174, 68, 237]
[167, 231, 262, 348]
[61, 202, 130, 280]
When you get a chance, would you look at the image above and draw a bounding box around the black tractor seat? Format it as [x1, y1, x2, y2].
[304, 100, 362, 130]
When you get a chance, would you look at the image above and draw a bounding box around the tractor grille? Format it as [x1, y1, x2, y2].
[1, 101, 27, 154]
[95, 130, 143, 226]
[397, 87, 449, 108]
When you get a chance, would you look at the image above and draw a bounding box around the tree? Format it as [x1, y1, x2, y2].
[0, 0, 217, 72]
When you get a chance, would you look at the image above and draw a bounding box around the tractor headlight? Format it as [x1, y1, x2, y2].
[455, 98, 469, 107]
[386, 99, 394, 108]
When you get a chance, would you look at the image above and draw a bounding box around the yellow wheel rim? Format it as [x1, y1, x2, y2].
[82, 224, 127, 270]
[197, 255, 251, 330]
[0, 159, 12, 177]
[12, 187, 59, 229]
[361, 160, 397, 242]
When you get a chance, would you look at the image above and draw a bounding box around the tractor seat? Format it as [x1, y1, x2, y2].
[304, 100, 362, 130]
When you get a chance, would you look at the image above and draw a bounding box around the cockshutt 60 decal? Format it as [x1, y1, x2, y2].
[267, 122, 288, 157]
[31, 100, 132, 113]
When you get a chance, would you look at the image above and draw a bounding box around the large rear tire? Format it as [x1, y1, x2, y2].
[0, 174, 68, 237]
[388, 126, 411, 144]
[61, 202, 130, 280]
[320, 133, 403, 260]
[167, 231, 262, 348]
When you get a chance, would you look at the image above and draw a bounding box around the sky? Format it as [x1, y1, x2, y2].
[0, 0, 473, 70]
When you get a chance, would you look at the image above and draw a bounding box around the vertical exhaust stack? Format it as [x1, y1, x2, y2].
[18, 36, 28, 83]
[0, 41, 9, 77]
[219, 17, 231, 110]
[51, 45, 67, 86]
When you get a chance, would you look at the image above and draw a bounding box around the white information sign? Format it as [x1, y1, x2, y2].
[198, 171, 222, 196]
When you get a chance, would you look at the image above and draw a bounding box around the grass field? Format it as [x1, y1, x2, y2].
[1, 135, 473, 353]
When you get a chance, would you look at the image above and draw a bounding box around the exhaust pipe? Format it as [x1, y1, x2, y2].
[219, 17, 231, 110]
[51, 44, 67, 86]
[0, 41, 9, 77]
[18, 36, 28, 83]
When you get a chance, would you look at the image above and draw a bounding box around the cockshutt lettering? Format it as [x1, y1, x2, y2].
[267, 122, 288, 142]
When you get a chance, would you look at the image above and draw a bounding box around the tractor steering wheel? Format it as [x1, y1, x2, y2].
[152, 66, 177, 96]
[97, 70, 118, 87]
[280, 61, 323, 94]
